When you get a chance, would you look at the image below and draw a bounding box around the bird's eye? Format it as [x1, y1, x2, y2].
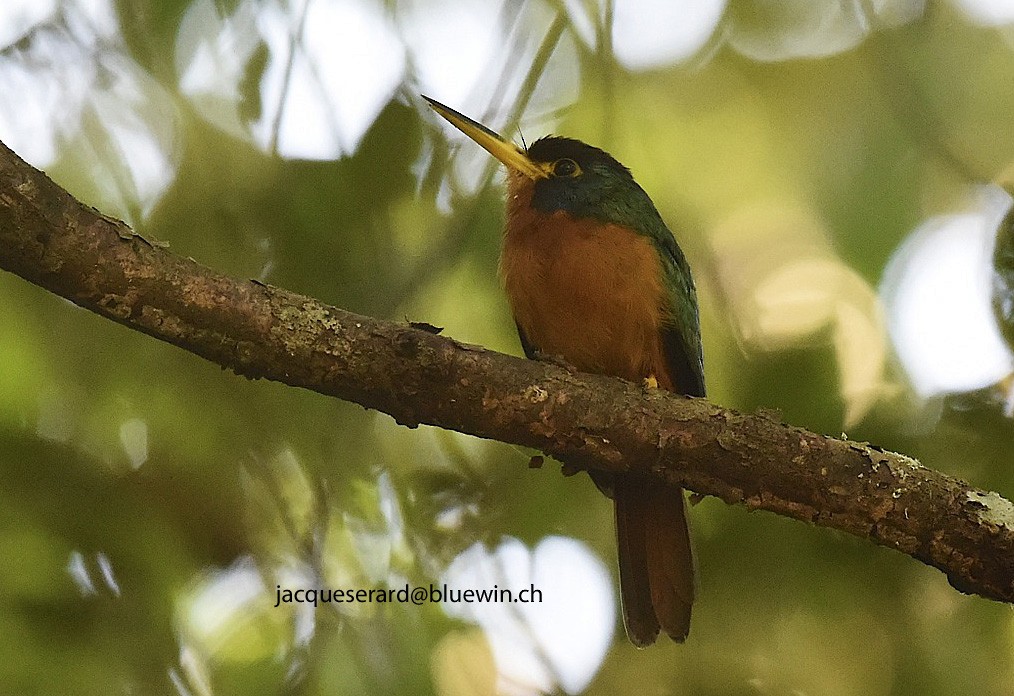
[552, 158, 580, 177]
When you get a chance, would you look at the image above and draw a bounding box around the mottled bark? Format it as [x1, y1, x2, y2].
[2, 141, 1013, 604]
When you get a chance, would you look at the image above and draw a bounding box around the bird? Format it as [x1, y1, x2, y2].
[424, 96, 705, 646]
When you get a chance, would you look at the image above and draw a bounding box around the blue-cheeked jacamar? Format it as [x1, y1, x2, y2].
[425, 97, 705, 646]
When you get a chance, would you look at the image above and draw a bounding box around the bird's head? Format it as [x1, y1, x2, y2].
[424, 96, 657, 230]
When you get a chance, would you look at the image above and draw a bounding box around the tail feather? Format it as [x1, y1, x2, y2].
[615, 481, 661, 646]
[615, 476, 695, 645]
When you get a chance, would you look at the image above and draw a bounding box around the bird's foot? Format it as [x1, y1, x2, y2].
[643, 374, 659, 389]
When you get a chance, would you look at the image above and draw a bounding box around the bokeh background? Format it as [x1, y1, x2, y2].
[2, 0, 1014, 694]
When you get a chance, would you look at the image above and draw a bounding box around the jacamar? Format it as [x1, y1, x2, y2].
[425, 96, 705, 646]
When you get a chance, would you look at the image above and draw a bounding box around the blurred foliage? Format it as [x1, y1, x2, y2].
[2, 0, 1014, 694]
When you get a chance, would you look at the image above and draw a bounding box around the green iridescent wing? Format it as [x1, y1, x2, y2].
[654, 223, 705, 398]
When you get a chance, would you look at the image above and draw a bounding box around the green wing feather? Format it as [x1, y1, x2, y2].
[654, 224, 705, 398]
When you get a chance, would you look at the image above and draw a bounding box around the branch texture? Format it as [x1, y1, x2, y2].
[2, 141, 1013, 604]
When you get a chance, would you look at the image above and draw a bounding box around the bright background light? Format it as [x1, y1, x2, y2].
[881, 187, 1013, 397]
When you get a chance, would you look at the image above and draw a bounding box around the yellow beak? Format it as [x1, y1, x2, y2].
[423, 96, 547, 180]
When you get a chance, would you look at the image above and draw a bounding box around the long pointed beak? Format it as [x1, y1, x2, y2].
[423, 96, 546, 180]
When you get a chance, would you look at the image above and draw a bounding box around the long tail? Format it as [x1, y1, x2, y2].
[615, 476, 695, 646]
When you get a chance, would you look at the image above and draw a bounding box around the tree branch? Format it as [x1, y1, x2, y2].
[2, 140, 1013, 604]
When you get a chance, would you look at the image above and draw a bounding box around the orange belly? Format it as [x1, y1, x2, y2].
[499, 207, 672, 388]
